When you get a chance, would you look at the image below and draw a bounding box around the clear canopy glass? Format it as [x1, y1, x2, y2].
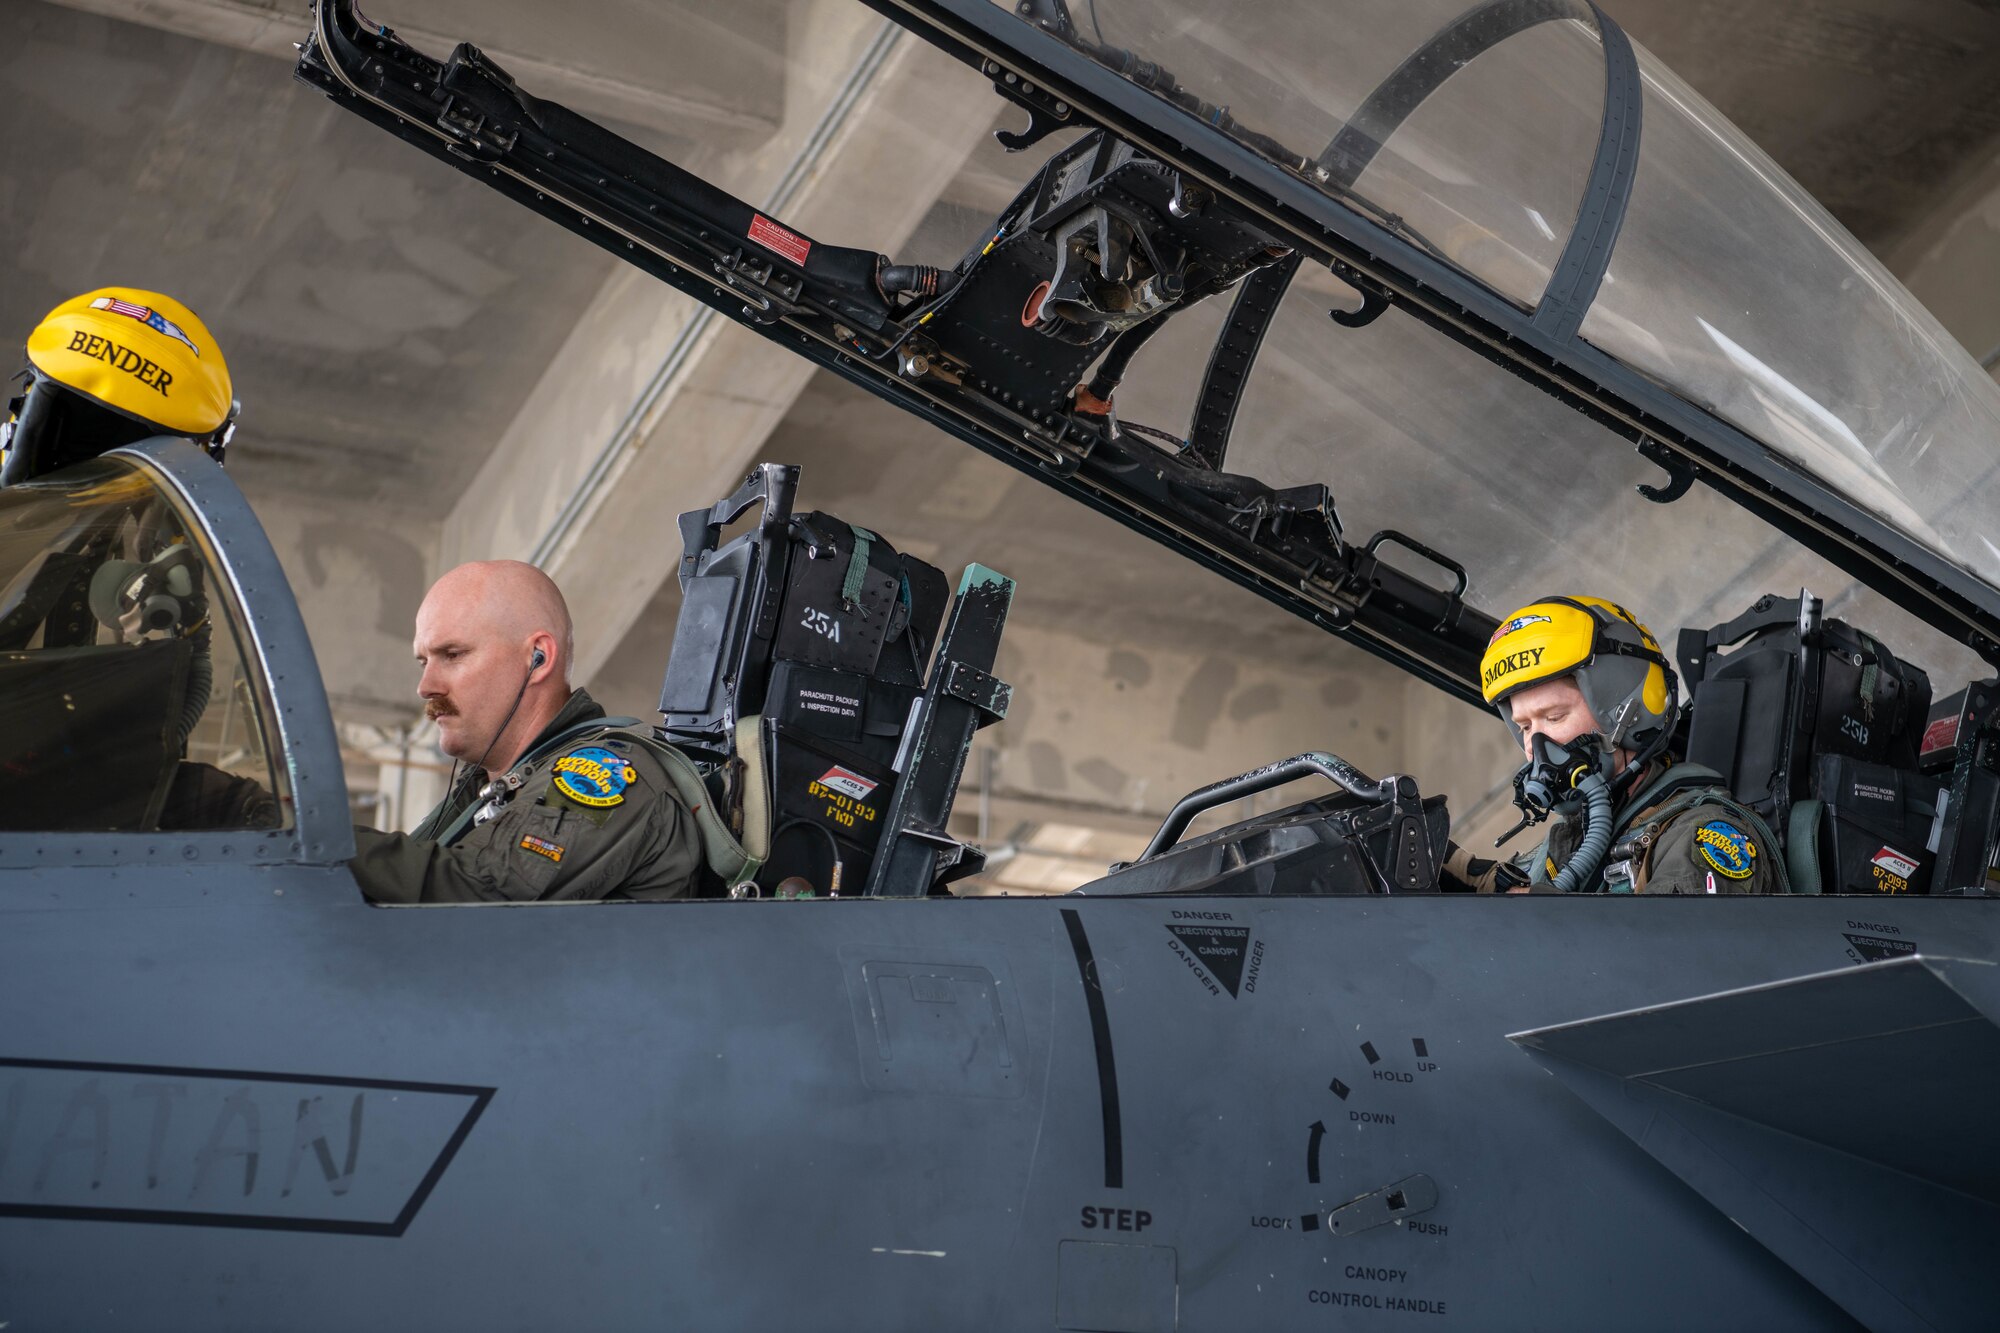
[1579, 47, 2000, 582]
[1212, 275, 1989, 689]
[989, 0, 2000, 591]
[332, 0, 2000, 697]
[0, 454, 288, 831]
[996, 0, 1607, 309]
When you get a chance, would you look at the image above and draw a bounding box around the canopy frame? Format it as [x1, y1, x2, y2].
[873, 0, 2000, 668]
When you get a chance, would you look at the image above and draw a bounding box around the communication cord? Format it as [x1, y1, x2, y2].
[772, 817, 845, 897]
[440, 655, 540, 835]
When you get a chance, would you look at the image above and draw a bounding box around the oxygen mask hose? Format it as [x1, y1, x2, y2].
[1501, 733, 1617, 891]
[1552, 769, 1613, 894]
[180, 628, 213, 750]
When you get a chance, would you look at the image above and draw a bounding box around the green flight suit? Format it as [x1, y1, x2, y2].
[350, 688, 701, 904]
[1527, 761, 1787, 895]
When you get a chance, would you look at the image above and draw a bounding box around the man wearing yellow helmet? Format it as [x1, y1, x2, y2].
[1465, 596, 1785, 894]
[2, 288, 237, 485]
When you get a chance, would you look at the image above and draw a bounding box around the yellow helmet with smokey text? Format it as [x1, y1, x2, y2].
[1479, 595, 1674, 750]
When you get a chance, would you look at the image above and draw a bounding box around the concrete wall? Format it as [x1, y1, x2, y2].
[1893, 138, 2000, 383]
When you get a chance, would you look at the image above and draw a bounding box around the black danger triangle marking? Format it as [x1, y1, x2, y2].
[1844, 932, 1918, 963]
[1166, 925, 1251, 996]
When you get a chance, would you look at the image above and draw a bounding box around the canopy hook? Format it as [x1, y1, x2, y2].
[1635, 438, 1695, 504]
[1329, 287, 1390, 329]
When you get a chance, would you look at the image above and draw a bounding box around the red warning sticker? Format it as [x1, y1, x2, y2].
[817, 766, 877, 801]
[1871, 847, 1920, 880]
[1921, 713, 1960, 755]
[748, 214, 811, 267]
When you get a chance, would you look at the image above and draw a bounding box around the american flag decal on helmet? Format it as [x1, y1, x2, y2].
[90, 297, 200, 357]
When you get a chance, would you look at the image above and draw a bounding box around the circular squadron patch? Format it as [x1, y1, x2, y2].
[1694, 818, 1756, 880]
[552, 745, 638, 808]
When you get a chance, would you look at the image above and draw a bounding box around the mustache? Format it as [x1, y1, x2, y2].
[424, 697, 457, 721]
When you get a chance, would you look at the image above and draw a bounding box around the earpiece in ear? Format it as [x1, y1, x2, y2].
[530, 648, 547, 670]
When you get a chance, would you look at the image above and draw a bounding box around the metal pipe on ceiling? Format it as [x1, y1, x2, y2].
[528, 19, 907, 569]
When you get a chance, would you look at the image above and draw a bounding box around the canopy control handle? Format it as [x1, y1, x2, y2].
[1136, 752, 1406, 862]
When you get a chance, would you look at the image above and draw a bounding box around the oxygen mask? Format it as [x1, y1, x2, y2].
[88, 543, 208, 643]
[1496, 732, 1618, 893]
[1512, 732, 1608, 821]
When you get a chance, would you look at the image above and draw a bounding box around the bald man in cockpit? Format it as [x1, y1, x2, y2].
[348, 560, 701, 904]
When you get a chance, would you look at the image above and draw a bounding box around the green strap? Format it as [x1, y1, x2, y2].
[1858, 632, 1880, 722]
[620, 732, 762, 887]
[1616, 773, 1791, 894]
[551, 717, 764, 885]
[433, 717, 762, 888]
[432, 802, 485, 849]
[1738, 802, 1794, 893]
[844, 524, 877, 605]
[1786, 799, 1824, 895]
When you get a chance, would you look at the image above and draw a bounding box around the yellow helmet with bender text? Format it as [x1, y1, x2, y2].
[1479, 595, 1674, 751]
[3, 288, 236, 485]
[28, 288, 232, 436]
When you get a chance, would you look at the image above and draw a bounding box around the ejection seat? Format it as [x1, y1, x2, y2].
[1680, 593, 1949, 894]
[655, 464, 1012, 897]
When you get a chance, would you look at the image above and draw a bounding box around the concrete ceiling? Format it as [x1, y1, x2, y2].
[1617, 0, 2000, 251]
[2, 0, 622, 510]
[7, 0, 1992, 518]
[8, 0, 2000, 880]
[0, 0, 791, 513]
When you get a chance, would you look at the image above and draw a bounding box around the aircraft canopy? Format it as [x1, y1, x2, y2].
[984, 0, 2000, 676]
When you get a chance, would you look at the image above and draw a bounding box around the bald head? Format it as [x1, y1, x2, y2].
[418, 560, 572, 679]
[414, 560, 576, 771]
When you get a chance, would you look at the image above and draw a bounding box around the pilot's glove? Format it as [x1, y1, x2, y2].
[1440, 840, 1531, 894]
